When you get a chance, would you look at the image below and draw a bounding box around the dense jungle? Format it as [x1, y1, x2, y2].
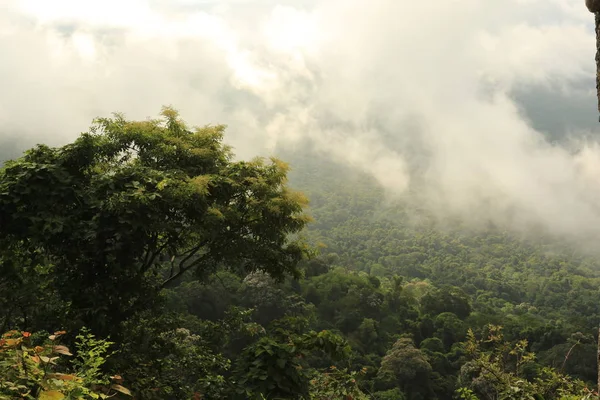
[2, 109, 600, 400]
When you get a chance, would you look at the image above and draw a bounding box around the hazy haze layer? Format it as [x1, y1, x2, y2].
[2, 0, 600, 240]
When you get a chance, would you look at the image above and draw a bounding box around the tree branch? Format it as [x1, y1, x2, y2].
[160, 252, 212, 289]
[562, 340, 580, 372]
[140, 234, 180, 275]
[176, 242, 206, 273]
[141, 234, 158, 268]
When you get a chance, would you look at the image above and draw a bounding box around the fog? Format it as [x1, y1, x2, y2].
[2, 0, 600, 240]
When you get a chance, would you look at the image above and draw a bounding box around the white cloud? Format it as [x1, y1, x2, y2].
[2, 0, 600, 241]
[16, 0, 156, 29]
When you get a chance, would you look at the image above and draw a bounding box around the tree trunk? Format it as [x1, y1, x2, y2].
[596, 12, 600, 121]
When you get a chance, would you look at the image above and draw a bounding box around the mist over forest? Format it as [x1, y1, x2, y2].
[4, 1, 600, 399]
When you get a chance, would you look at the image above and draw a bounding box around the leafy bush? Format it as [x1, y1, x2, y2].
[457, 325, 596, 400]
[0, 329, 130, 399]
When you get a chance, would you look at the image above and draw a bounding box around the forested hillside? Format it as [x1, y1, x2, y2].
[1, 110, 600, 400]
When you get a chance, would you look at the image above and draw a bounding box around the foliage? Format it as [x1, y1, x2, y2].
[5, 111, 600, 399]
[234, 323, 352, 399]
[457, 325, 594, 400]
[0, 107, 310, 336]
[147, 327, 230, 399]
[308, 366, 369, 400]
[114, 310, 240, 400]
[0, 329, 129, 399]
[376, 337, 433, 398]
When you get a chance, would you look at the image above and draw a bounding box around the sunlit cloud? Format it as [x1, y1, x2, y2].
[2, 0, 600, 242]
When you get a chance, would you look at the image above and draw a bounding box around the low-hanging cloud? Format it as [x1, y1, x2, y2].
[2, 0, 600, 241]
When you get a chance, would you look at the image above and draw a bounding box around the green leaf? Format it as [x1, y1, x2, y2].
[39, 391, 65, 400]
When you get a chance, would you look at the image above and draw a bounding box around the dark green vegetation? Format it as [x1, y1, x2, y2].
[1, 108, 600, 399]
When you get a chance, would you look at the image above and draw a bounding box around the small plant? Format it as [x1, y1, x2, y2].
[0, 329, 130, 399]
[456, 325, 595, 400]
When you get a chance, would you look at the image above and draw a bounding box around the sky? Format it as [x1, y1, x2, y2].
[3, 0, 600, 241]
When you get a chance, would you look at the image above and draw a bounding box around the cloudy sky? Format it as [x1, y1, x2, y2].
[3, 0, 600, 240]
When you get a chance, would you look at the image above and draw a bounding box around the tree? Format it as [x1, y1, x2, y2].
[0, 107, 310, 336]
[233, 324, 352, 399]
[420, 285, 472, 320]
[434, 312, 467, 349]
[457, 325, 593, 400]
[309, 366, 369, 400]
[376, 337, 433, 398]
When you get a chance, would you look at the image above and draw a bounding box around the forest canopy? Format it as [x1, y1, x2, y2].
[0, 107, 309, 336]
[1, 108, 600, 400]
